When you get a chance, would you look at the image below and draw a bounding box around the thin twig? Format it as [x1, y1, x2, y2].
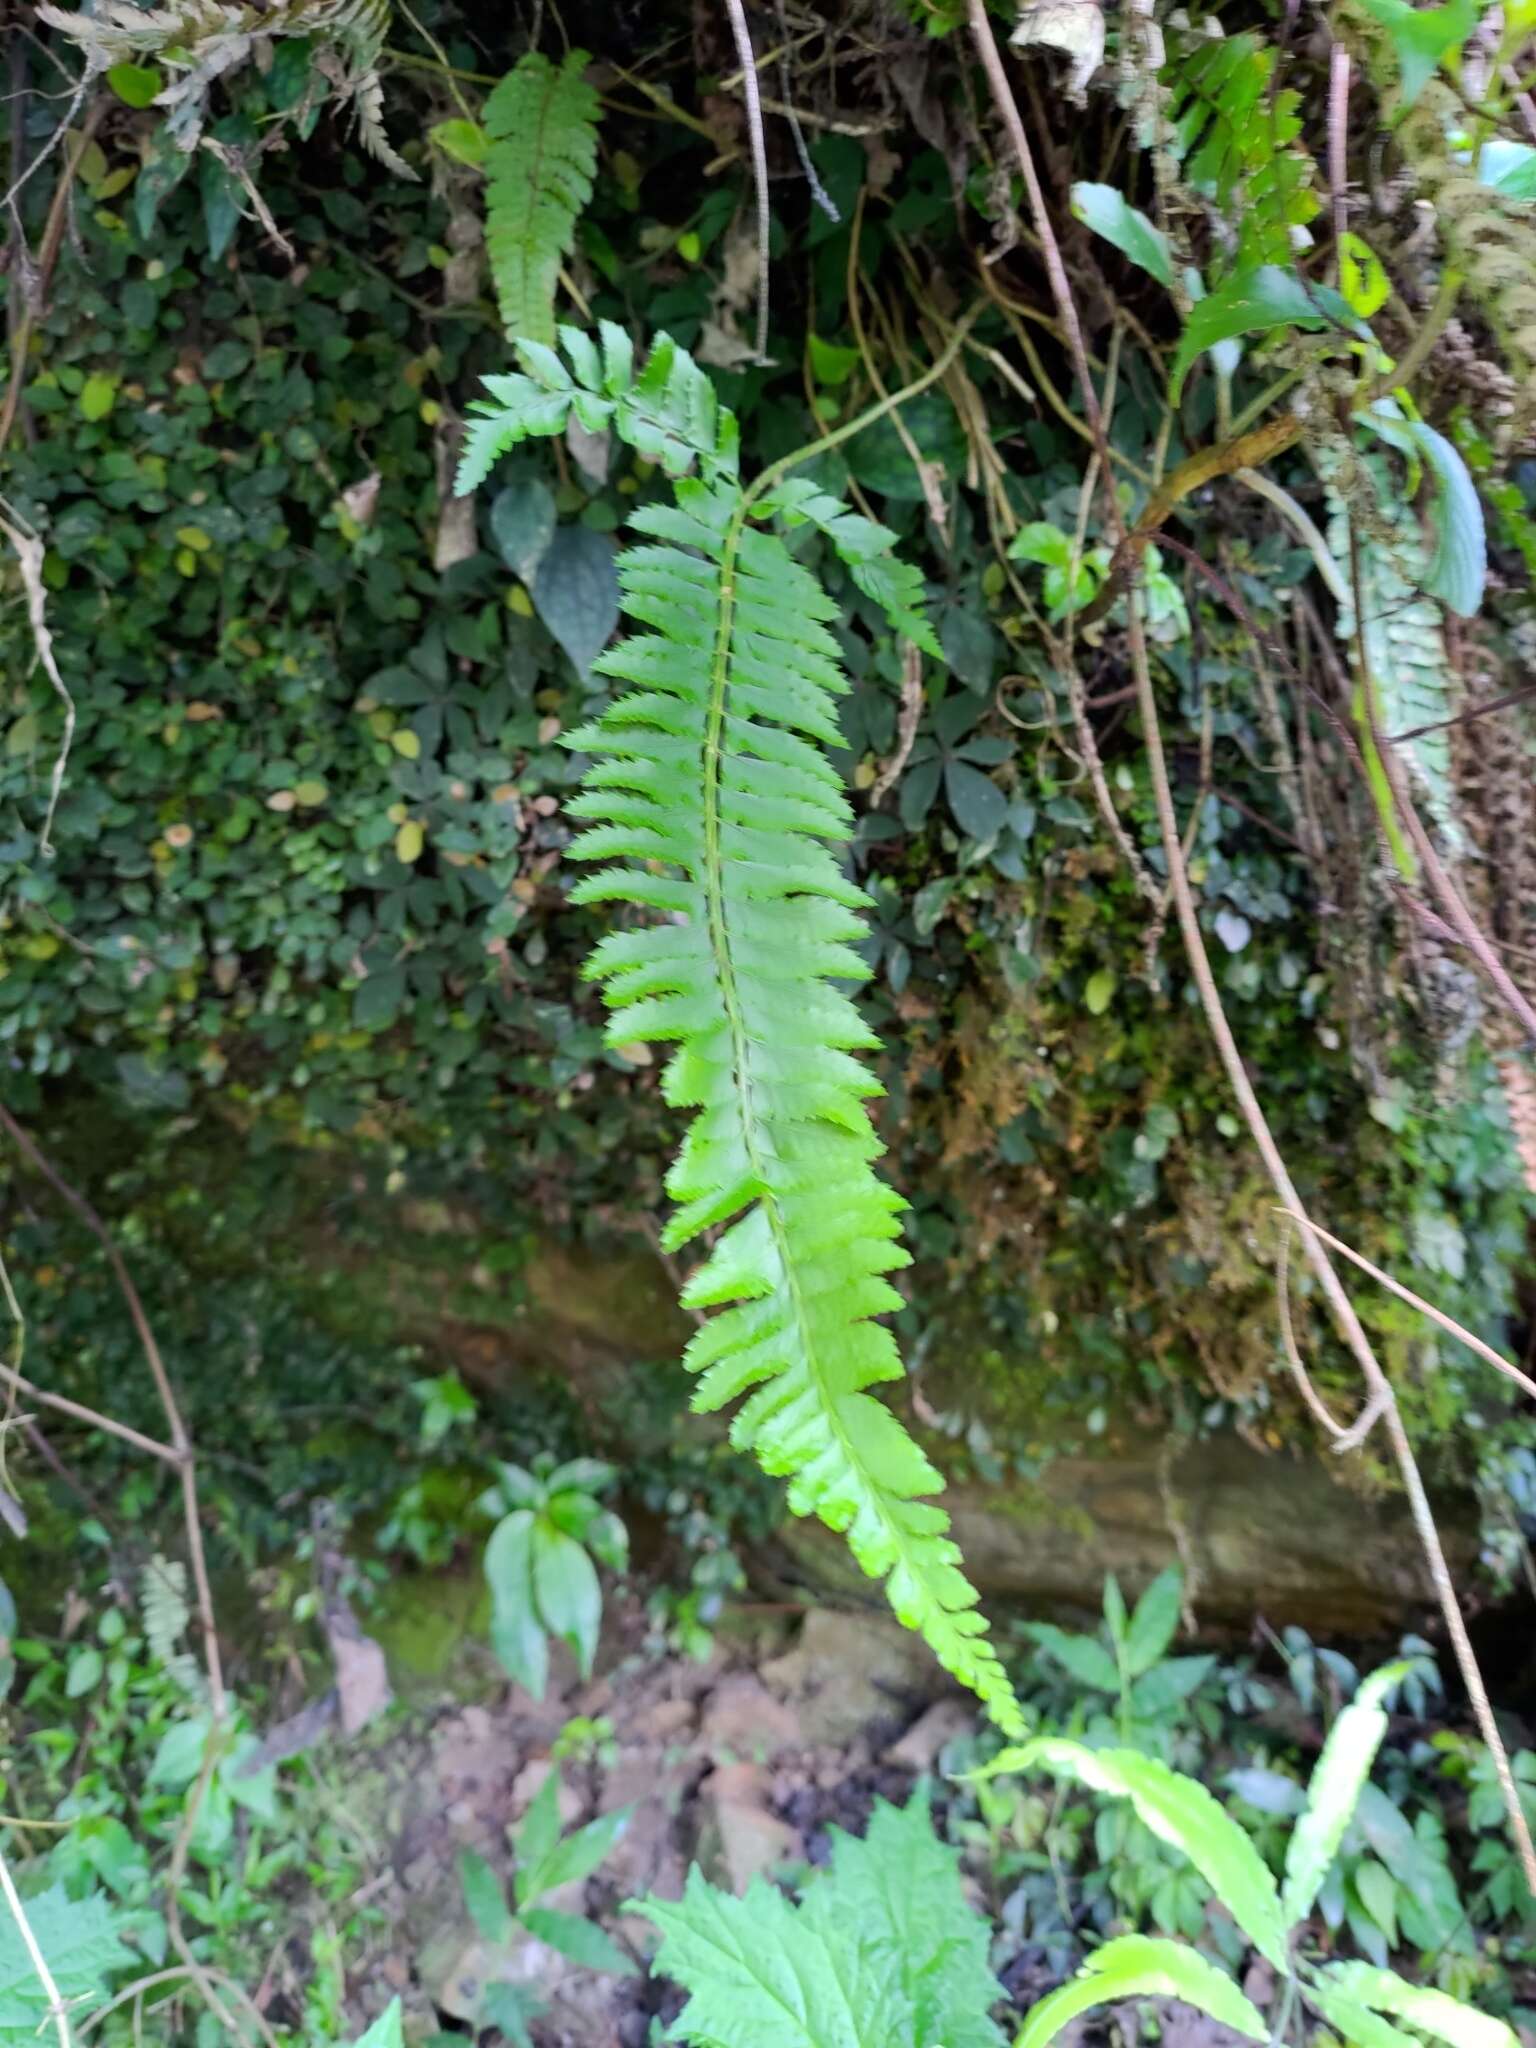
[1282, 1212, 1536, 1405]
[723, 0, 772, 361]
[870, 641, 923, 804]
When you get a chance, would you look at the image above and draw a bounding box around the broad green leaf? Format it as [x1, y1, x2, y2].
[531, 1521, 602, 1676]
[343, 1997, 405, 2048]
[1084, 969, 1117, 1018]
[66, 1645, 103, 1696]
[983, 1739, 1288, 1967]
[1071, 183, 1175, 289]
[486, 1509, 548, 1697]
[517, 1804, 630, 1908]
[1130, 1655, 1217, 1717]
[79, 375, 117, 423]
[429, 118, 488, 167]
[0, 1885, 130, 2043]
[1017, 1935, 1266, 2048]
[147, 1714, 214, 1791]
[1315, 1963, 1521, 2048]
[1021, 1623, 1120, 1692]
[809, 334, 862, 386]
[1357, 407, 1485, 616]
[945, 759, 1008, 842]
[458, 1848, 513, 1943]
[545, 1457, 617, 1495]
[1007, 521, 1072, 568]
[106, 62, 162, 107]
[521, 1905, 636, 1974]
[1122, 1564, 1187, 1679]
[532, 526, 619, 679]
[1103, 1575, 1128, 1646]
[1283, 1662, 1411, 1926]
[1478, 140, 1536, 200]
[489, 479, 556, 583]
[1170, 267, 1368, 399]
[1358, 0, 1476, 104]
[1354, 1859, 1398, 1946]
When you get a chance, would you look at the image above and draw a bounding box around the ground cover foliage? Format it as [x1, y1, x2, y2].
[2, 0, 1536, 2039]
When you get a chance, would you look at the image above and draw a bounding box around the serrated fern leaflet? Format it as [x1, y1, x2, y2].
[483, 49, 600, 347]
[456, 327, 1021, 1734]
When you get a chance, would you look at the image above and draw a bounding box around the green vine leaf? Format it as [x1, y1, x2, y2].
[1170, 266, 1368, 397]
[1071, 182, 1175, 289]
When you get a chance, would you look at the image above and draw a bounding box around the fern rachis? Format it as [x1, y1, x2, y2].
[456, 327, 1022, 1733]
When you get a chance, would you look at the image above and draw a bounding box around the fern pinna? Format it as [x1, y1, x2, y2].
[457, 327, 1023, 1735]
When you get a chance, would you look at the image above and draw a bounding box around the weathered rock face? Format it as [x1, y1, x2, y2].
[424, 1231, 1476, 1638]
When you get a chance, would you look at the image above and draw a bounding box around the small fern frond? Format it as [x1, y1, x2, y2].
[455, 323, 738, 495]
[761, 479, 943, 656]
[482, 50, 600, 349]
[1162, 25, 1318, 269]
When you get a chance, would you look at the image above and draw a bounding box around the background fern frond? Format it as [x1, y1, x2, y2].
[140, 1555, 203, 1698]
[482, 50, 600, 348]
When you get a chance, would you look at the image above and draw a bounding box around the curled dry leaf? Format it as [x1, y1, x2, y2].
[1010, 0, 1106, 103]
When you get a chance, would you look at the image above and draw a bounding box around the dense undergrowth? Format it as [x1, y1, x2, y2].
[2, 0, 1536, 2040]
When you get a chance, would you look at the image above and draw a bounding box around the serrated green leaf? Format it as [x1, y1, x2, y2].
[483, 51, 600, 345]
[638, 1869, 915, 2048]
[801, 1788, 1005, 2048]
[1071, 183, 1175, 289]
[1283, 1662, 1411, 1926]
[983, 1739, 1288, 1967]
[1017, 1935, 1267, 2048]
[0, 1885, 130, 2043]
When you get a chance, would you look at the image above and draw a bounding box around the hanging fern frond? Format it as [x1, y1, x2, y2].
[482, 50, 601, 348]
[1161, 25, 1318, 270]
[457, 327, 1023, 1735]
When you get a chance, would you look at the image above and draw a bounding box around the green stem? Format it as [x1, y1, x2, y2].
[744, 304, 984, 514]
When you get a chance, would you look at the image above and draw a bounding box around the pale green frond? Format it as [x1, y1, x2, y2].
[1283, 1661, 1411, 1926]
[1313, 1963, 1520, 2048]
[1016, 1935, 1267, 2048]
[982, 1738, 1287, 1966]
[482, 50, 600, 348]
[546, 373, 1023, 1730]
